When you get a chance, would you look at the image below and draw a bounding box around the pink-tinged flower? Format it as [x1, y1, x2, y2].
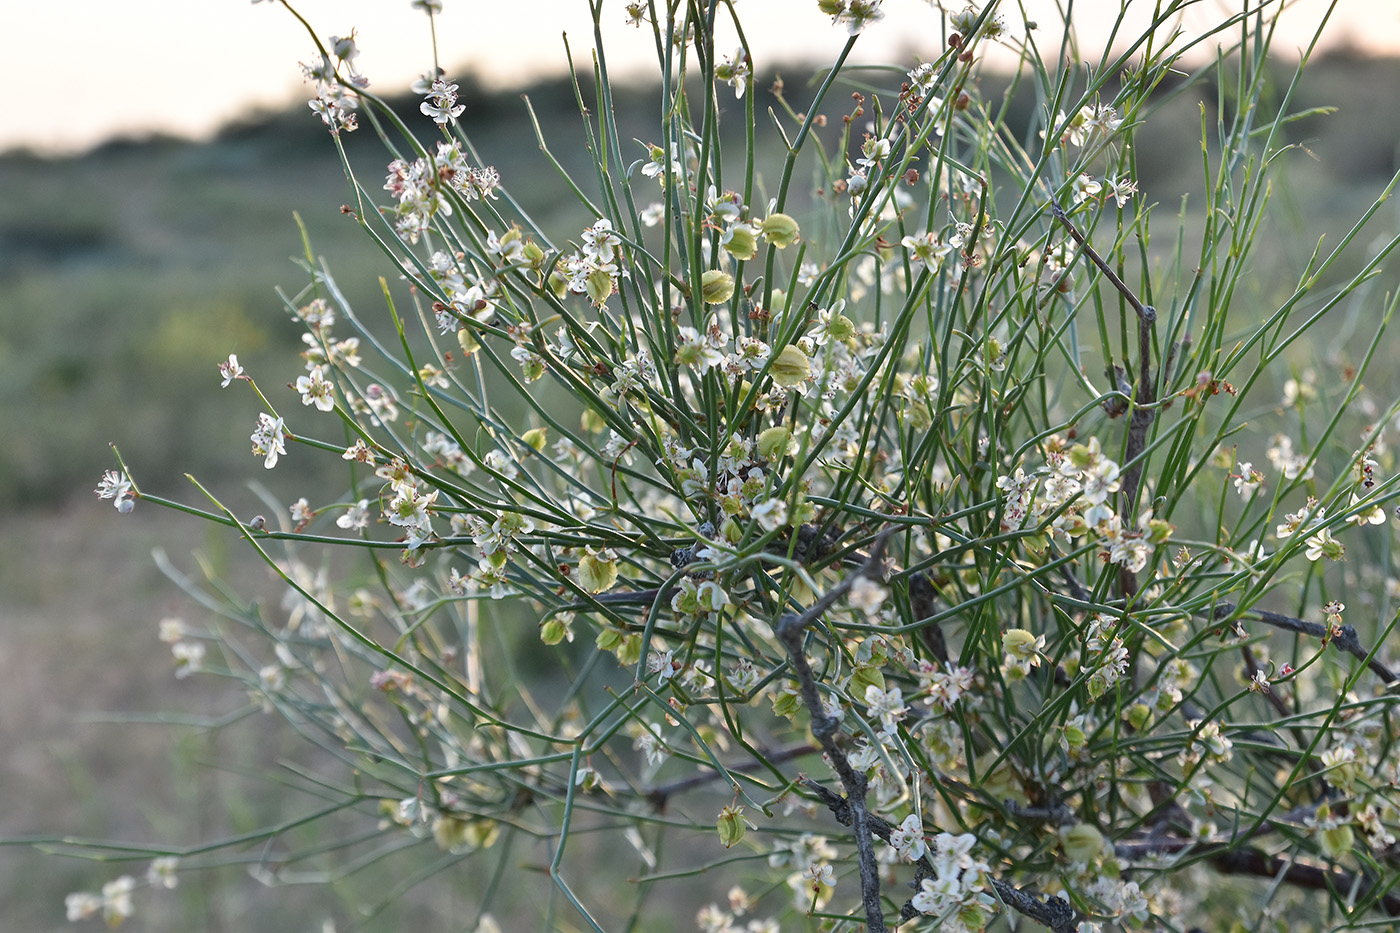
[343, 439, 374, 463]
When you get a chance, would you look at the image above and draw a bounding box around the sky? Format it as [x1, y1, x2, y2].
[5, 0, 1398, 155]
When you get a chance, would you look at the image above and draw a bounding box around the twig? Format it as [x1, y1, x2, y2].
[1213, 847, 1400, 916]
[1050, 203, 1158, 599]
[776, 530, 893, 932]
[1210, 603, 1397, 684]
[643, 743, 816, 809]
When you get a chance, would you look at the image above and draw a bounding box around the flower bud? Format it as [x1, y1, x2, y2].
[701, 269, 735, 304]
[759, 212, 800, 248]
[769, 345, 811, 386]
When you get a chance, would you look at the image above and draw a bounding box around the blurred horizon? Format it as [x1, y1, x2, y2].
[7, 0, 1400, 157]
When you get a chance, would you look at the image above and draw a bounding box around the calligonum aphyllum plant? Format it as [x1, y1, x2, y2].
[84, 1, 1400, 930]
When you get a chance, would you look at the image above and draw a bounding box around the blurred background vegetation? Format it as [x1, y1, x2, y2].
[2, 52, 1398, 928]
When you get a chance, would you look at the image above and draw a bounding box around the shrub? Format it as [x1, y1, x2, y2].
[83, 1, 1400, 929]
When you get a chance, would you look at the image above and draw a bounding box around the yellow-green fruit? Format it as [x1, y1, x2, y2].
[759, 212, 800, 248]
[757, 425, 794, 461]
[540, 618, 570, 645]
[701, 269, 735, 304]
[1002, 628, 1039, 660]
[849, 665, 885, 697]
[1320, 821, 1355, 859]
[578, 552, 618, 593]
[581, 408, 607, 433]
[826, 311, 856, 341]
[717, 805, 749, 848]
[769, 345, 811, 386]
[772, 689, 802, 720]
[433, 814, 472, 852]
[457, 327, 480, 355]
[1063, 823, 1104, 863]
[723, 226, 758, 261]
[522, 427, 548, 451]
[586, 268, 615, 304]
[547, 270, 569, 300]
[615, 632, 642, 666]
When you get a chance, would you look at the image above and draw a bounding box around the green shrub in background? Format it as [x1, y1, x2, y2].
[72, 0, 1400, 929]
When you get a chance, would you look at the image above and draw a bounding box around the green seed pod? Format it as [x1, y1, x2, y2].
[578, 551, 618, 593]
[701, 269, 735, 304]
[723, 224, 758, 261]
[756, 425, 794, 461]
[716, 805, 751, 848]
[759, 212, 800, 248]
[1062, 823, 1104, 863]
[769, 345, 811, 386]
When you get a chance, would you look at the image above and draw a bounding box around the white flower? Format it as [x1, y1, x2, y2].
[848, 576, 888, 614]
[864, 684, 908, 730]
[420, 77, 465, 124]
[889, 813, 928, 861]
[250, 413, 288, 469]
[751, 498, 788, 532]
[218, 353, 244, 387]
[101, 876, 135, 925]
[147, 856, 179, 889]
[94, 470, 136, 513]
[337, 499, 371, 530]
[296, 365, 336, 411]
[172, 640, 205, 678]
